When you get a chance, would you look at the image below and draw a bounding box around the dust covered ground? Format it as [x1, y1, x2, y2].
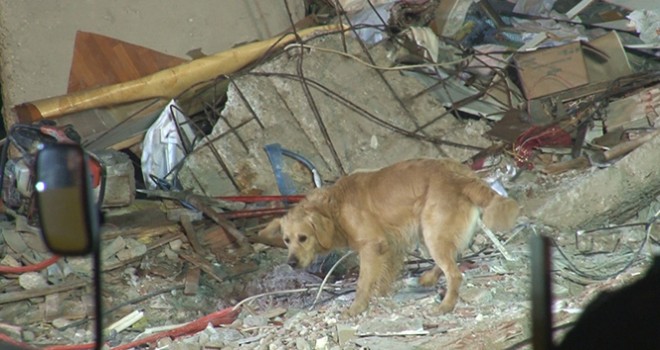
[2, 203, 656, 349]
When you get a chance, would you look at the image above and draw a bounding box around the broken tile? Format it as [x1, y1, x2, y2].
[314, 336, 328, 350]
[2, 229, 29, 254]
[353, 336, 424, 350]
[295, 337, 312, 350]
[18, 272, 48, 290]
[357, 315, 428, 336]
[66, 257, 92, 276]
[169, 239, 183, 251]
[336, 323, 357, 346]
[102, 236, 126, 261]
[259, 307, 287, 319]
[0, 254, 21, 268]
[51, 317, 72, 329]
[116, 238, 147, 261]
[243, 314, 268, 327]
[460, 287, 493, 304]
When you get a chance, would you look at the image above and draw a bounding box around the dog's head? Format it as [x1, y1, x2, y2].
[259, 206, 335, 269]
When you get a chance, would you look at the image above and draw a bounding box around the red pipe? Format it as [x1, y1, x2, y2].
[221, 207, 288, 219]
[215, 195, 304, 203]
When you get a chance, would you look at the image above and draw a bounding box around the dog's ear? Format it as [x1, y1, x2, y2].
[309, 212, 335, 250]
[257, 218, 285, 248]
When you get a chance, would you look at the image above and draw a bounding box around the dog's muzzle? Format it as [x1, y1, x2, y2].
[287, 256, 299, 268]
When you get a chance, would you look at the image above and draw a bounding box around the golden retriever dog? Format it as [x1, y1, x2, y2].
[259, 158, 519, 316]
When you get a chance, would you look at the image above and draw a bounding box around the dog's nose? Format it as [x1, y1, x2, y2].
[288, 256, 299, 268]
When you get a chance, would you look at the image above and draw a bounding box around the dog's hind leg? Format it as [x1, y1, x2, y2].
[421, 205, 477, 314]
[425, 241, 462, 314]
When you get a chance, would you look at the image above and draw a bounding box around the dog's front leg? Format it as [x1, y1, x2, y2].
[347, 244, 384, 316]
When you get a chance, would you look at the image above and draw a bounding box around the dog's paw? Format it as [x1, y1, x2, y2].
[340, 309, 354, 319]
[418, 270, 439, 287]
[431, 301, 456, 315]
[345, 301, 368, 317]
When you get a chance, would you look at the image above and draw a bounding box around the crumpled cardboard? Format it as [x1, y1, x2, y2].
[514, 31, 632, 100]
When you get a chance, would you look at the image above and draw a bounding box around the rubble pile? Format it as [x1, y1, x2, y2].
[1, 0, 659, 349]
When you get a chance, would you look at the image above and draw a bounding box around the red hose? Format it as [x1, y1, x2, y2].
[38, 306, 240, 350]
[0, 255, 60, 274]
[1, 306, 239, 350]
[0, 333, 38, 349]
[110, 307, 240, 350]
[1, 256, 240, 350]
[44, 344, 96, 350]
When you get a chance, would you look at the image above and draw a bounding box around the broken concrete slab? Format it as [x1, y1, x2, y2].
[178, 34, 494, 196]
[520, 132, 660, 230]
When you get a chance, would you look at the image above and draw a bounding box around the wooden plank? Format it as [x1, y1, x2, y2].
[180, 215, 205, 255]
[101, 223, 180, 241]
[14, 24, 344, 122]
[179, 252, 227, 284]
[183, 266, 201, 296]
[102, 232, 184, 272]
[67, 31, 187, 93]
[0, 279, 87, 305]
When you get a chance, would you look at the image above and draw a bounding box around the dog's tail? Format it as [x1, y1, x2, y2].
[462, 178, 520, 232]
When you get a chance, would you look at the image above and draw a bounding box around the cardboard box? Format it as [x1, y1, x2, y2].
[515, 31, 632, 100]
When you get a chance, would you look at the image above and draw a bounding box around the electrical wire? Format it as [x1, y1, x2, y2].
[310, 250, 354, 309]
[249, 71, 485, 151]
[283, 43, 472, 71]
[553, 209, 658, 281]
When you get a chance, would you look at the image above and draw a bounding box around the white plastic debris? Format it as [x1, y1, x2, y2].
[141, 99, 195, 189]
[348, 1, 396, 44]
[627, 10, 660, 46]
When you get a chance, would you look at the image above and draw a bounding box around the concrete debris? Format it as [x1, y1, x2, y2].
[178, 33, 493, 197]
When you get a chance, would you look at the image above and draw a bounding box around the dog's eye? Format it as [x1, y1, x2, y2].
[299, 235, 307, 243]
[284, 237, 290, 244]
